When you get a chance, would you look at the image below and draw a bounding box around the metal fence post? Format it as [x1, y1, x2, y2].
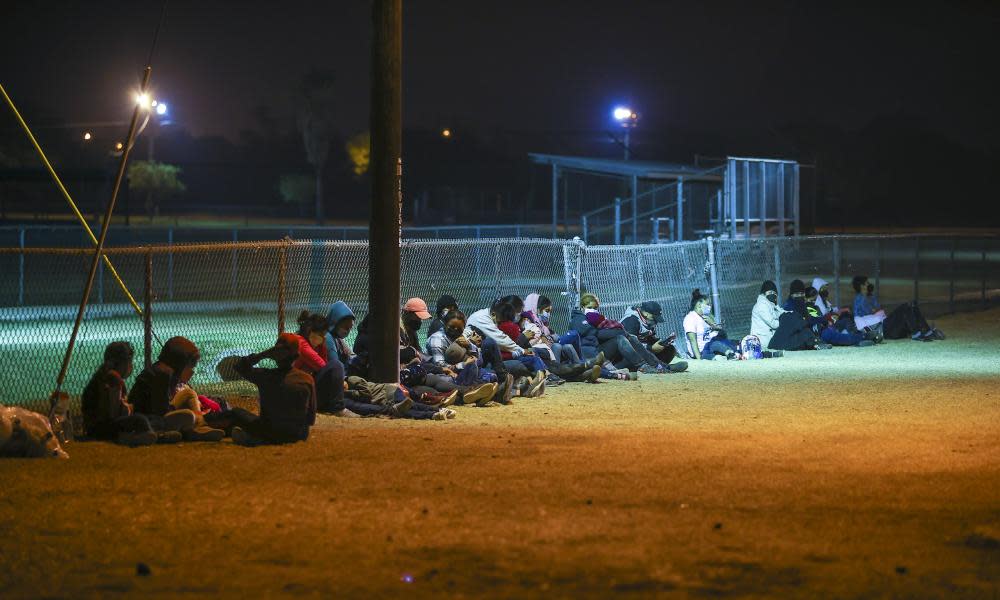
[494, 242, 502, 301]
[277, 242, 288, 335]
[637, 249, 646, 300]
[631, 175, 639, 244]
[832, 237, 841, 310]
[677, 178, 684, 242]
[614, 198, 622, 245]
[144, 249, 153, 368]
[651, 218, 659, 244]
[773, 243, 782, 294]
[582, 215, 589, 245]
[18, 226, 24, 305]
[912, 237, 920, 304]
[167, 227, 174, 301]
[706, 237, 722, 323]
[949, 239, 956, 313]
[231, 229, 238, 296]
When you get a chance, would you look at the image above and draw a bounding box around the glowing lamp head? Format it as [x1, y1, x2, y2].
[613, 107, 632, 121]
[135, 93, 151, 108]
[441, 128, 451, 138]
[83, 132, 92, 141]
[156, 102, 168, 116]
[115, 142, 124, 151]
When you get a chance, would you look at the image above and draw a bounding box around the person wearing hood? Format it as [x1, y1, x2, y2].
[328, 300, 446, 419]
[293, 311, 362, 417]
[128, 336, 224, 441]
[751, 281, 821, 351]
[811, 277, 839, 317]
[426, 309, 509, 405]
[804, 287, 873, 347]
[427, 295, 458, 337]
[620, 301, 688, 373]
[568, 293, 660, 378]
[232, 334, 319, 445]
[783, 280, 826, 330]
[519, 294, 601, 383]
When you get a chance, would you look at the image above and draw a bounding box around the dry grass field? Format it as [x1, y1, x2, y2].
[1, 308, 998, 598]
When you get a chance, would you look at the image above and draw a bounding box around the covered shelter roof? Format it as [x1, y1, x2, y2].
[528, 153, 723, 182]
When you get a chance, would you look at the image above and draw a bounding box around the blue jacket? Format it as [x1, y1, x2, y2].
[324, 301, 356, 365]
[568, 308, 625, 357]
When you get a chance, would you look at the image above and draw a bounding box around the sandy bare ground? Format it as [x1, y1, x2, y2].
[1, 309, 998, 598]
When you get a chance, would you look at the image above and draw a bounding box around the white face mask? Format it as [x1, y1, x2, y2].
[700, 304, 712, 316]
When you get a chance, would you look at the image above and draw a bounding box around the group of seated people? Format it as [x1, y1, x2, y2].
[79, 291, 693, 448]
[683, 273, 945, 360]
[79, 276, 942, 448]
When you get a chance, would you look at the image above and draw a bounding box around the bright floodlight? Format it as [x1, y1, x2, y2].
[83, 132, 92, 141]
[613, 106, 633, 121]
[156, 102, 167, 115]
[441, 128, 451, 138]
[135, 93, 150, 108]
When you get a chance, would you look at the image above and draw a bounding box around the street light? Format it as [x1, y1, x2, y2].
[612, 105, 638, 160]
[83, 132, 92, 141]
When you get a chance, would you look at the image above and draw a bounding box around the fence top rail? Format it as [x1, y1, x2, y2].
[0, 223, 553, 233]
[0, 237, 586, 255]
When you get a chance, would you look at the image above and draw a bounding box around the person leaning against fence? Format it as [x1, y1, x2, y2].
[81, 341, 159, 447]
[231, 334, 317, 446]
[683, 289, 739, 360]
[128, 336, 224, 442]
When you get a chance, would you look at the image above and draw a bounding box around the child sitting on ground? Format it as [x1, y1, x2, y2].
[232, 333, 318, 445]
[81, 341, 161, 446]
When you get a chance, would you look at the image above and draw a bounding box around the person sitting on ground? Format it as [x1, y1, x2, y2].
[783, 279, 828, 333]
[522, 294, 592, 367]
[851, 275, 942, 341]
[81, 341, 159, 447]
[426, 309, 506, 405]
[511, 299, 597, 384]
[684, 289, 739, 360]
[751, 281, 821, 351]
[128, 336, 223, 441]
[620, 300, 688, 373]
[494, 301, 558, 391]
[467, 299, 546, 397]
[427, 294, 459, 337]
[328, 300, 447, 419]
[811, 277, 843, 319]
[232, 334, 318, 445]
[804, 287, 873, 347]
[569, 293, 662, 378]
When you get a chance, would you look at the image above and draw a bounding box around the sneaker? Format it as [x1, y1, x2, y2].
[418, 390, 459, 407]
[585, 351, 606, 369]
[762, 350, 783, 358]
[929, 328, 946, 340]
[438, 389, 459, 407]
[626, 370, 639, 381]
[514, 376, 530, 397]
[390, 396, 413, 417]
[118, 430, 157, 447]
[432, 410, 448, 421]
[639, 364, 666, 374]
[463, 383, 498, 407]
[231, 426, 255, 446]
[497, 374, 515, 404]
[665, 361, 688, 373]
[525, 375, 547, 397]
[188, 426, 225, 442]
[584, 365, 602, 383]
[443, 408, 457, 419]
[857, 339, 875, 347]
[332, 408, 361, 418]
[156, 430, 183, 444]
[545, 373, 566, 386]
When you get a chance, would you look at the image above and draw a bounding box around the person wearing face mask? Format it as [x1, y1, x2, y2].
[620, 301, 688, 373]
[752, 281, 822, 351]
[852, 275, 942, 341]
[684, 289, 739, 360]
[811, 278, 838, 317]
[426, 309, 510, 405]
[804, 288, 874, 347]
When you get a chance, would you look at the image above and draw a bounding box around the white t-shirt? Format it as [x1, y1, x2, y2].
[683, 310, 718, 357]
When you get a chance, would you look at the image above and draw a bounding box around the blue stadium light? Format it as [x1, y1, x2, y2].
[156, 102, 168, 116]
[613, 106, 638, 128]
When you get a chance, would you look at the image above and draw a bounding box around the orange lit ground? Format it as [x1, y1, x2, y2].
[1, 309, 998, 598]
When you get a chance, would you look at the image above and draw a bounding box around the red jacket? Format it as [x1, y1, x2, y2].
[293, 334, 328, 374]
[497, 321, 522, 360]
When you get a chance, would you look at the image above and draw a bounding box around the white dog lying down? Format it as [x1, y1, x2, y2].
[0, 404, 69, 459]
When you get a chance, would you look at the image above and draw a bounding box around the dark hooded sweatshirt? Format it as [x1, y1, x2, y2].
[128, 336, 200, 416]
[235, 334, 317, 440]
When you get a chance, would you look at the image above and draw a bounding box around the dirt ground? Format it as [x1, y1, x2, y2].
[1, 309, 998, 598]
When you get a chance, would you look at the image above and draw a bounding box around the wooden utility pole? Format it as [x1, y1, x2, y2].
[368, 0, 402, 383]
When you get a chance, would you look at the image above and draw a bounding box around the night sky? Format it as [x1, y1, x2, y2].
[2, 1, 999, 226]
[2, 1, 996, 146]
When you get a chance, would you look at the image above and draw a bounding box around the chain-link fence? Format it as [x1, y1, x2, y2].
[1, 234, 996, 415]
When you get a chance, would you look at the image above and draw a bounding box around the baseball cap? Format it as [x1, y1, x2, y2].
[640, 301, 664, 323]
[403, 297, 432, 319]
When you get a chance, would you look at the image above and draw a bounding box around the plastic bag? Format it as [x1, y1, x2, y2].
[0, 404, 69, 459]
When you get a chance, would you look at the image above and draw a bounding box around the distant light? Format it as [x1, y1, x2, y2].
[613, 107, 632, 121]
[156, 102, 168, 116]
[83, 132, 92, 141]
[441, 128, 451, 138]
[150, 100, 158, 107]
[115, 142, 124, 151]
